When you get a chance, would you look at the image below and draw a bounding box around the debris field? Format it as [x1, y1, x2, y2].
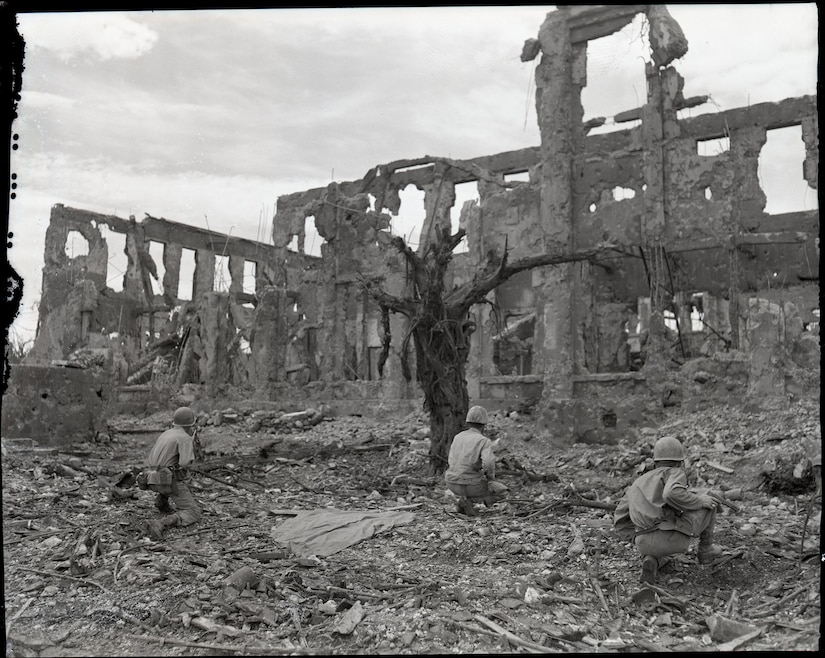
[2, 398, 820, 656]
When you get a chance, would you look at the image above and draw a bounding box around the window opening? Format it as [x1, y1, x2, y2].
[697, 136, 730, 156]
[178, 248, 196, 300]
[393, 184, 426, 248]
[304, 216, 322, 256]
[493, 313, 534, 376]
[99, 224, 127, 292]
[64, 230, 89, 258]
[148, 241, 165, 297]
[214, 254, 230, 293]
[451, 180, 477, 254]
[504, 171, 530, 183]
[759, 124, 818, 214]
[243, 260, 257, 295]
[690, 298, 704, 332]
[581, 13, 649, 133]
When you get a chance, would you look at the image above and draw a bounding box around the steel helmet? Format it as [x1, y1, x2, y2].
[653, 435, 685, 461]
[173, 406, 196, 427]
[465, 405, 488, 425]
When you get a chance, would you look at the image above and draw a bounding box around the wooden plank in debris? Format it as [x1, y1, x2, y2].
[707, 461, 734, 474]
[109, 426, 167, 434]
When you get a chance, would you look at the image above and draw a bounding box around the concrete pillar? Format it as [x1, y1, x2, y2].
[193, 248, 215, 299]
[746, 298, 786, 400]
[418, 170, 455, 253]
[199, 292, 233, 397]
[228, 253, 244, 294]
[162, 242, 182, 302]
[533, 10, 576, 403]
[251, 286, 288, 390]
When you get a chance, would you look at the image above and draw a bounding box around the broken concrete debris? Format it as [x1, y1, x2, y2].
[3, 5, 818, 452]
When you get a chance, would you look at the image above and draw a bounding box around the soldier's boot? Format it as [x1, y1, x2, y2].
[454, 498, 477, 516]
[697, 527, 723, 564]
[160, 513, 181, 529]
[640, 555, 658, 584]
[155, 494, 173, 514]
[481, 493, 506, 508]
[142, 519, 165, 541]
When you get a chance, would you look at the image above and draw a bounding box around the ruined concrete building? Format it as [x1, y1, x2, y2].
[3, 5, 819, 445]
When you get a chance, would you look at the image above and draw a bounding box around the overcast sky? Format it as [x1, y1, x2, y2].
[7, 4, 819, 345]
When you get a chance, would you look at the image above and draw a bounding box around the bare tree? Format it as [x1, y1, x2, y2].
[5, 331, 31, 366]
[364, 224, 614, 474]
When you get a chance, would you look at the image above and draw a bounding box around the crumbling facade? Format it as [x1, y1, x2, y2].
[3, 5, 818, 445]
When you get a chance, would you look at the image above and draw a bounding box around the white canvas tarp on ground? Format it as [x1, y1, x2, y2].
[274, 509, 416, 557]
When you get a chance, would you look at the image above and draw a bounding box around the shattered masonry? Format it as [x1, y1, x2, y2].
[3, 5, 819, 445]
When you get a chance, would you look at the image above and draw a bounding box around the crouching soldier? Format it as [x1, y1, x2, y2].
[137, 406, 202, 540]
[613, 435, 724, 584]
[445, 405, 508, 516]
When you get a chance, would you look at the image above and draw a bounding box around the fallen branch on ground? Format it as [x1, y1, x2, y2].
[710, 549, 746, 571]
[589, 576, 611, 616]
[123, 633, 324, 655]
[748, 583, 810, 617]
[716, 627, 762, 651]
[473, 615, 562, 653]
[3, 528, 75, 546]
[6, 597, 35, 636]
[13, 566, 108, 593]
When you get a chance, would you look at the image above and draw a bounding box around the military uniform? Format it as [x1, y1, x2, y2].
[138, 408, 202, 539]
[445, 424, 507, 515]
[144, 426, 202, 526]
[614, 463, 721, 582]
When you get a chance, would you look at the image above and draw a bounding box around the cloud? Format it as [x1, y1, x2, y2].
[20, 12, 158, 61]
[13, 90, 78, 111]
[8, 4, 818, 347]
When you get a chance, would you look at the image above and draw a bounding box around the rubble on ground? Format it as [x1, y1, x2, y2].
[2, 398, 820, 656]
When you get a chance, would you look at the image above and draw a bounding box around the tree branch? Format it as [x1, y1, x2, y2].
[389, 235, 428, 296]
[445, 244, 616, 315]
[362, 279, 417, 318]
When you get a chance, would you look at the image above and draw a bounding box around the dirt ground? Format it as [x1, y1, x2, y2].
[2, 396, 821, 656]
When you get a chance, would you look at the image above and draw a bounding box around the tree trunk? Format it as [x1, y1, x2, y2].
[411, 311, 472, 474]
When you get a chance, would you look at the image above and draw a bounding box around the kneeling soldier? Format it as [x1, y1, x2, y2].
[137, 406, 203, 540]
[444, 405, 508, 516]
[614, 435, 724, 584]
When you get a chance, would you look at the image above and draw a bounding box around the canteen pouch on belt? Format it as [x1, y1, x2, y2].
[146, 467, 174, 495]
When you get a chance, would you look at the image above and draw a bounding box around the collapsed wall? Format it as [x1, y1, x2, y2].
[5, 4, 818, 446]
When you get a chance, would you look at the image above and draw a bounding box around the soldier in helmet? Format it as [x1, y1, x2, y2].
[137, 406, 203, 540]
[444, 405, 508, 516]
[613, 435, 725, 584]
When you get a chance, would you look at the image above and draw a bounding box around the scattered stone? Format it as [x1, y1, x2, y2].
[38, 536, 63, 549]
[739, 524, 757, 536]
[693, 370, 711, 383]
[334, 601, 364, 635]
[705, 614, 760, 643]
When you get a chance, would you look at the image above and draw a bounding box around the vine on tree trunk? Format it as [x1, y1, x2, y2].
[353, 176, 617, 472]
